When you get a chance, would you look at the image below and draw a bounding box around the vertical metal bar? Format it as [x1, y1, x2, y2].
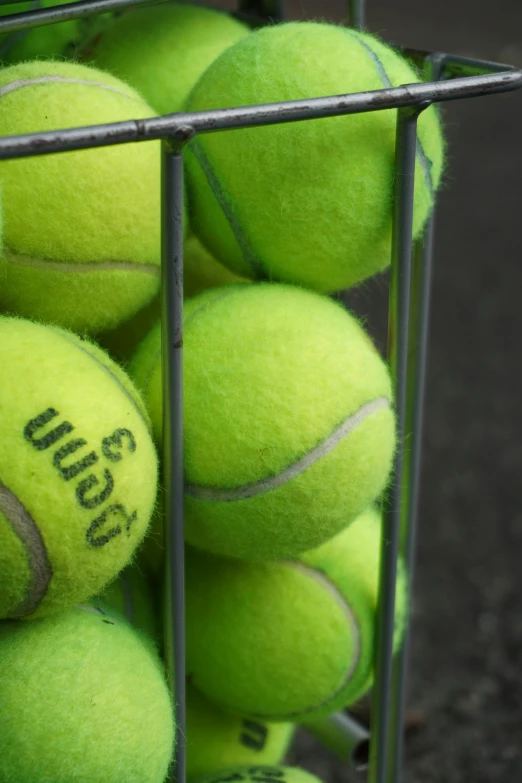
[161, 140, 186, 783]
[348, 0, 365, 30]
[384, 59, 444, 783]
[384, 217, 436, 783]
[367, 106, 422, 783]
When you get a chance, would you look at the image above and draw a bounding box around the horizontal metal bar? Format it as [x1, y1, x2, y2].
[0, 0, 164, 32]
[401, 48, 516, 77]
[0, 70, 519, 161]
[441, 53, 517, 78]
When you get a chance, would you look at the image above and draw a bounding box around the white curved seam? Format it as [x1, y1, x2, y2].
[55, 331, 150, 428]
[201, 561, 362, 721]
[185, 396, 390, 501]
[2, 248, 160, 276]
[0, 75, 136, 100]
[0, 480, 52, 617]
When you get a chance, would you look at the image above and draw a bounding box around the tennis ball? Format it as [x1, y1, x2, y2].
[185, 234, 247, 298]
[97, 564, 160, 643]
[0, 315, 158, 619]
[0, 603, 174, 783]
[0, 60, 167, 333]
[0, 0, 81, 63]
[192, 765, 322, 783]
[130, 283, 395, 561]
[98, 236, 243, 362]
[187, 685, 295, 779]
[80, 2, 250, 114]
[185, 22, 444, 292]
[186, 507, 408, 721]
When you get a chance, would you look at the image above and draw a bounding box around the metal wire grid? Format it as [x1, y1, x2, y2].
[0, 1, 520, 781]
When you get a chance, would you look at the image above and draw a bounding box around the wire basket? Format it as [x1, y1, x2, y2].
[0, 1, 520, 781]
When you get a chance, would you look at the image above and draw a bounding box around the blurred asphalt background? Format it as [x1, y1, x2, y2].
[272, 1, 522, 781]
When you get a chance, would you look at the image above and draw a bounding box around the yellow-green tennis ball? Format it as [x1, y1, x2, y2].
[192, 765, 322, 783]
[186, 507, 408, 721]
[187, 685, 295, 780]
[0, 315, 158, 619]
[0, 603, 174, 783]
[96, 564, 160, 643]
[97, 236, 242, 362]
[0, 60, 165, 333]
[80, 2, 250, 115]
[185, 22, 444, 292]
[185, 234, 247, 299]
[130, 283, 395, 561]
[0, 0, 81, 63]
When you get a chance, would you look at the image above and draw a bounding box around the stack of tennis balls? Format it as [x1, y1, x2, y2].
[0, 3, 446, 781]
[123, 5, 442, 759]
[0, 54, 175, 782]
[0, 316, 175, 781]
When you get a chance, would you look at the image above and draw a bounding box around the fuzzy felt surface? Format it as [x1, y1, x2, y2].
[184, 234, 247, 299]
[0, 604, 174, 783]
[97, 235, 243, 364]
[185, 21, 445, 293]
[185, 507, 408, 720]
[0, 316, 158, 619]
[130, 283, 395, 561]
[0, 60, 163, 332]
[186, 685, 294, 779]
[80, 2, 250, 115]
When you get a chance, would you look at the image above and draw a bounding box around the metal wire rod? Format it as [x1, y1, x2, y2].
[381, 55, 445, 783]
[367, 103, 427, 783]
[161, 142, 186, 783]
[302, 712, 370, 773]
[348, 0, 365, 30]
[0, 0, 165, 31]
[0, 70, 519, 162]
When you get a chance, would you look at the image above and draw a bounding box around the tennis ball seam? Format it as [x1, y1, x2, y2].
[208, 560, 362, 721]
[189, 29, 436, 280]
[52, 327, 150, 428]
[2, 247, 161, 275]
[2, 247, 160, 277]
[189, 139, 267, 279]
[344, 29, 434, 198]
[0, 73, 139, 100]
[0, 478, 52, 617]
[185, 396, 390, 500]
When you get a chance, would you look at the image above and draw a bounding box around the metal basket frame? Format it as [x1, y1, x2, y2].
[0, 1, 520, 781]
